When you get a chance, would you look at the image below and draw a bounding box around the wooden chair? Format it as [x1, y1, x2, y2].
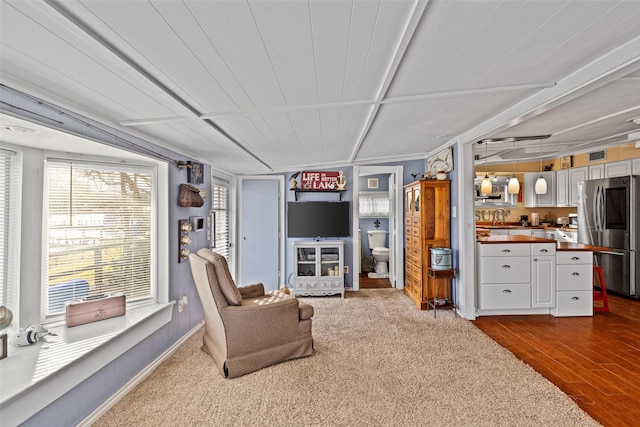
[593, 265, 610, 313]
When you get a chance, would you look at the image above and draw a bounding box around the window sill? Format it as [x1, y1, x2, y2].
[0, 302, 174, 427]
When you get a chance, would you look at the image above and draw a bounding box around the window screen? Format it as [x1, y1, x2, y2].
[45, 160, 154, 315]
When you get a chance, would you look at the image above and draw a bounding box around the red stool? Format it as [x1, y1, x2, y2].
[593, 265, 610, 313]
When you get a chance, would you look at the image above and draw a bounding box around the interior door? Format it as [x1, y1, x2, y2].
[240, 178, 281, 291]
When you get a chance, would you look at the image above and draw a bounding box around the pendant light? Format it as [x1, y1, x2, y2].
[534, 139, 547, 194]
[480, 142, 492, 195]
[507, 140, 520, 194]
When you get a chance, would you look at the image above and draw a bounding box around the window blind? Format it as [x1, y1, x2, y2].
[45, 160, 154, 315]
[0, 150, 11, 306]
[210, 183, 230, 260]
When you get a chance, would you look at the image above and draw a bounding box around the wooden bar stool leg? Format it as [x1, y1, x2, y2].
[593, 265, 609, 313]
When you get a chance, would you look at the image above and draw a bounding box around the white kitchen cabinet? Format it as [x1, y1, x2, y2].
[524, 171, 556, 207]
[553, 251, 593, 317]
[292, 240, 344, 297]
[532, 230, 554, 239]
[508, 229, 532, 236]
[531, 244, 556, 308]
[556, 167, 587, 207]
[605, 160, 631, 177]
[555, 169, 568, 206]
[589, 164, 605, 179]
[478, 243, 531, 312]
[568, 167, 588, 206]
[633, 158, 640, 175]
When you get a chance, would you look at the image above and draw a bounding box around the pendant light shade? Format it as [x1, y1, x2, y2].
[535, 139, 547, 194]
[535, 176, 547, 194]
[507, 140, 519, 194]
[508, 176, 520, 194]
[480, 141, 492, 195]
[481, 175, 492, 195]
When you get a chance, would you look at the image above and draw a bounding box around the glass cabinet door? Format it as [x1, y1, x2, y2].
[296, 247, 316, 277]
[320, 247, 340, 277]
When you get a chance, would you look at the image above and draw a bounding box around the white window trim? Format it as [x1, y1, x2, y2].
[0, 149, 172, 426]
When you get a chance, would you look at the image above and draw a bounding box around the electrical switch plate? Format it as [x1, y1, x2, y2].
[344, 266, 349, 274]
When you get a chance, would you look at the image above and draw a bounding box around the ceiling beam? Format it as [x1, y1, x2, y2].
[44, 0, 274, 171]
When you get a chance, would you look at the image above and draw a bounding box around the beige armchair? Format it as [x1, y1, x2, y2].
[189, 248, 314, 378]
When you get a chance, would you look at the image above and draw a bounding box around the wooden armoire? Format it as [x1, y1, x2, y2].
[404, 179, 451, 310]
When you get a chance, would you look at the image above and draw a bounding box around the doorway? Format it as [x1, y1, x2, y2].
[352, 165, 404, 291]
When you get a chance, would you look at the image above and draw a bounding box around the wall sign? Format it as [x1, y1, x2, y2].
[301, 171, 345, 190]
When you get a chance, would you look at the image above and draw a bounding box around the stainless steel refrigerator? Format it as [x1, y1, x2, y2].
[577, 176, 639, 298]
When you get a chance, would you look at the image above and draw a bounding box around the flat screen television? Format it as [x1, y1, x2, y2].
[287, 201, 350, 238]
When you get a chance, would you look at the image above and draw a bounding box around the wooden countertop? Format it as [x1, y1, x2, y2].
[477, 235, 555, 244]
[477, 236, 615, 252]
[556, 242, 616, 252]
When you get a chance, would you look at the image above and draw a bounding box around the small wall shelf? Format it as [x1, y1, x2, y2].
[290, 189, 345, 201]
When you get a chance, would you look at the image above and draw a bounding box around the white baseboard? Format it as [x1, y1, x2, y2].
[78, 321, 205, 426]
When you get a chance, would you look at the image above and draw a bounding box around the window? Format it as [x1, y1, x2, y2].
[44, 160, 155, 316]
[210, 182, 230, 260]
[0, 148, 21, 311]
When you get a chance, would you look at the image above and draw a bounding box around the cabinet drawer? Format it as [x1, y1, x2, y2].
[411, 226, 420, 237]
[557, 251, 592, 265]
[411, 235, 420, 247]
[480, 244, 530, 257]
[480, 257, 530, 283]
[532, 243, 556, 256]
[480, 284, 531, 310]
[554, 290, 593, 317]
[557, 265, 593, 291]
[412, 216, 421, 227]
[405, 216, 412, 226]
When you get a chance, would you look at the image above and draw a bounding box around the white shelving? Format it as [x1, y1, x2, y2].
[292, 240, 344, 298]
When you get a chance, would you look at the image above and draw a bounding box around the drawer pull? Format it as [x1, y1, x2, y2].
[502, 289, 512, 294]
[501, 265, 511, 269]
[571, 296, 580, 301]
[571, 272, 580, 276]
[571, 256, 580, 261]
[501, 249, 511, 253]
[540, 249, 549, 253]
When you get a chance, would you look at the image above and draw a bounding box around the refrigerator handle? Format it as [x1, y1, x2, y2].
[593, 185, 601, 232]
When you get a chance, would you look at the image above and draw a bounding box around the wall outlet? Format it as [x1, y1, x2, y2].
[344, 266, 349, 274]
[178, 295, 189, 313]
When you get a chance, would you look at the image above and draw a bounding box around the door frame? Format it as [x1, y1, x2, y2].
[352, 165, 404, 291]
[236, 175, 285, 287]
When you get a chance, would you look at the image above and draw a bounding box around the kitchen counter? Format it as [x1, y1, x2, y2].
[476, 222, 577, 231]
[477, 236, 613, 252]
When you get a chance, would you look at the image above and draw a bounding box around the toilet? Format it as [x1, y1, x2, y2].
[367, 230, 389, 275]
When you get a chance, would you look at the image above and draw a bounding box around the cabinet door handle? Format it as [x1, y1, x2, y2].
[571, 296, 580, 301]
[571, 272, 580, 276]
[501, 249, 511, 253]
[540, 249, 549, 253]
[571, 256, 580, 261]
[502, 289, 512, 294]
[501, 265, 511, 269]
[533, 258, 538, 261]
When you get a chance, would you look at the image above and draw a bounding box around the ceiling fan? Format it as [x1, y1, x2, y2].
[476, 134, 552, 144]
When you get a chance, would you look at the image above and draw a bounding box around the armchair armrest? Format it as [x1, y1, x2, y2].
[219, 296, 300, 356]
[238, 283, 265, 299]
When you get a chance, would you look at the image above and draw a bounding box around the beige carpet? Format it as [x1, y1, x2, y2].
[93, 289, 599, 426]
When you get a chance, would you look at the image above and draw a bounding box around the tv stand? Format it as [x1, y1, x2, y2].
[291, 240, 344, 298]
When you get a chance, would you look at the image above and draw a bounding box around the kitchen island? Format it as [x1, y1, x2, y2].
[476, 236, 609, 317]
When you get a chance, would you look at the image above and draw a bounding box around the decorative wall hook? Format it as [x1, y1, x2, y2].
[176, 161, 193, 171]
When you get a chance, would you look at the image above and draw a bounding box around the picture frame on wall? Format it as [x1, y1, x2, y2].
[560, 156, 572, 169]
[188, 162, 204, 184]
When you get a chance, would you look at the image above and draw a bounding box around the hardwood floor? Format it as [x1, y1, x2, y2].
[473, 294, 640, 427]
[359, 272, 391, 289]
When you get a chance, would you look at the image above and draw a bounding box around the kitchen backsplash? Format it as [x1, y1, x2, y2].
[476, 206, 576, 224]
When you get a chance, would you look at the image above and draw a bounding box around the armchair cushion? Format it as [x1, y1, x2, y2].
[238, 283, 265, 299]
[197, 249, 242, 305]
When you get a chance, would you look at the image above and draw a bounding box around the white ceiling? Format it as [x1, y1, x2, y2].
[1, 0, 639, 174]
